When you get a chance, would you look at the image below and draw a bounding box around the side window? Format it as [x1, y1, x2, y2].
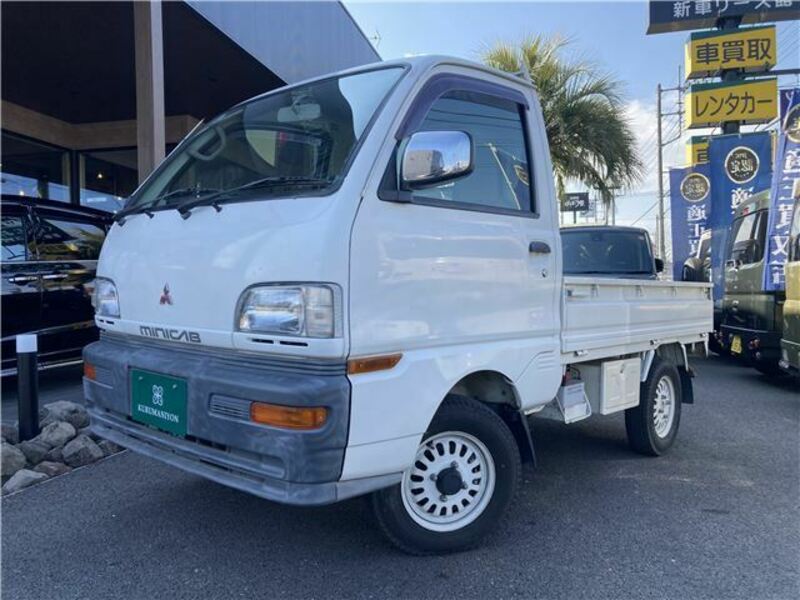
[729, 211, 767, 265]
[412, 91, 532, 213]
[698, 236, 711, 261]
[2, 216, 28, 262]
[750, 211, 768, 264]
[34, 216, 106, 261]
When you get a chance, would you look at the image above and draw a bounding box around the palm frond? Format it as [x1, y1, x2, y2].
[481, 35, 643, 194]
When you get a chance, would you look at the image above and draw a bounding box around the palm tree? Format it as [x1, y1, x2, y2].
[483, 35, 642, 200]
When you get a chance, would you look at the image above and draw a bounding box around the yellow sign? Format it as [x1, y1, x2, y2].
[685, 78, 777, 129]
[685, 136, 709, 166]
[685, 26, 776, 79]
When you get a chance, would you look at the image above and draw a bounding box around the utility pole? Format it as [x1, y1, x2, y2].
[655, 81, 684, 261]
[656, 83, 664, 259]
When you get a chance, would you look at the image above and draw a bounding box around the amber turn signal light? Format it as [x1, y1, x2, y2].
[347, 353, 402, 375]
[83, 362, 97, 381]
[250, 402, 328, 430]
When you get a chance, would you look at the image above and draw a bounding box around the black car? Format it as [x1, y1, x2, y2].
[560, 225, 663, 279]
[2, 196, 111, 375]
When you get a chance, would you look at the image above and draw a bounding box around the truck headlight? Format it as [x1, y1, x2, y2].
[93, 278, 120, 318]
[237, 284, 341, 338]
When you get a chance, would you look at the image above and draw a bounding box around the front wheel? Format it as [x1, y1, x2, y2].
[625, 357, 682, 456]
[371, 396, 521, 555]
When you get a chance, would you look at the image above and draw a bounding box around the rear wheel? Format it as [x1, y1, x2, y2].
[371, 396, 520, 555]
[753, 361, 786, 378]
[625, 357, 682, 456]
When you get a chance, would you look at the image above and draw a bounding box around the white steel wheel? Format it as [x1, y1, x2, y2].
[401, 431, 496, 533]
[652, 375, 676, 438]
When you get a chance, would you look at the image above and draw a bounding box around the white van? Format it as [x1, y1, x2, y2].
[85, 56, 712, 554]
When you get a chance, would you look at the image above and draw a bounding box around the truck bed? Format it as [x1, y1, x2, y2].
[561, 277, 713, 364]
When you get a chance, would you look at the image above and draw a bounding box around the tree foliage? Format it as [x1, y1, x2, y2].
[483, 35, 642, 196]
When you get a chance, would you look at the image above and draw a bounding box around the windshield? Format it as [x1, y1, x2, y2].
[561, 229, 654, 275]
[126, 67, 404, 212]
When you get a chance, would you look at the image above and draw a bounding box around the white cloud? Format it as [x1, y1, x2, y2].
[622, 99, 686, 197]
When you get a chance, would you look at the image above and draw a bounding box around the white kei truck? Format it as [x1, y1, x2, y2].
[84, 56, 712, 554]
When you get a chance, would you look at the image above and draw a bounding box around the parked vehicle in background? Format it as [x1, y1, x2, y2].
[682, 229, 729, 354]
[780, 196, 800, 376]
[1, 196, 111, 375]
[83, 56, 712, 554]
[682, 229, 712, 283]
[560, 226, 663, 280]
[719, 190, 785, 375]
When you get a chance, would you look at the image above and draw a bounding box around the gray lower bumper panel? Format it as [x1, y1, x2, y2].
[83, 333, 399, 505]
[90, 407, 400, 506]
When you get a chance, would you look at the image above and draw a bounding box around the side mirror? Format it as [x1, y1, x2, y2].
[401, 131, 473, 189]
[654, 258, 664, 273]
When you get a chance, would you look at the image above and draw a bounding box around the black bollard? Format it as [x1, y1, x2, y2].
[16, 334, 40, 442]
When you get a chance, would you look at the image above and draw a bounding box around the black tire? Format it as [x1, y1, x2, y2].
[753, 361, 787, 378]
[625, 357, 682, 456]
[371, 396, 521, 555]
[708, 335, 728, 356]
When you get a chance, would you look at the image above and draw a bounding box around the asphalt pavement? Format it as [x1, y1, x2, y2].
[2, 355, 798, 599]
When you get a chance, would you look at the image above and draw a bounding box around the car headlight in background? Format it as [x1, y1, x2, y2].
[93, 278, 120, 318]
[237, 284, 341, 338]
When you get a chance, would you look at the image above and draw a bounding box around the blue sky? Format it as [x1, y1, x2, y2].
[344, 1, 799, 232]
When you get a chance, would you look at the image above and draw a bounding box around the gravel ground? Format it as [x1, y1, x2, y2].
[2, 355, 798, 599]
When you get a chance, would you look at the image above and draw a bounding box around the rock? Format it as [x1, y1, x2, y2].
[1, 423, 19, 445]
[1, 443, 26, 477]
[44, 444, 64, 463]
[39, 401, 89, 430]
[34, 421, 77, 449]
[17, 439, 50, 466]
[33, 461, 72, 477]
[2, 468, 48, 494]
[78, 426, 101, 442]
[62, 435, 103, 468]
[97, 439, 123, 457]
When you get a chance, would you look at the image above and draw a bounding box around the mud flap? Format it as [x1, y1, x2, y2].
[678, 366, 695, 404]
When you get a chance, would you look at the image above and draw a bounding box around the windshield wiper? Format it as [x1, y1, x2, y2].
[114, 187, 221, 225]
[114, 205, 155, 226]
[176, 177, 333, 219]
[155, 186, 222, 204]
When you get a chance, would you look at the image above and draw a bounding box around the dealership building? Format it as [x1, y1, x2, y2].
[1, 1, 379, 212]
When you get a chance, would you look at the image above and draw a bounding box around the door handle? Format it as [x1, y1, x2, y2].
[8, 275, 38, 283]
[41, 273, 68, 280]
[529, 241, 551, 254]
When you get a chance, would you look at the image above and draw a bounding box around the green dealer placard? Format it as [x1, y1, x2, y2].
[131, 369, 188, 437]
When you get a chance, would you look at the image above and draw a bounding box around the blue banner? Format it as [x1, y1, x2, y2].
[763, 88, 800, 291]
[707, 131, 773, 301]
[669, 164, 711, 281]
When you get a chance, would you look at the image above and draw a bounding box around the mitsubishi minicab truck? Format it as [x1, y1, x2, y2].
[84, 56, 712, 554]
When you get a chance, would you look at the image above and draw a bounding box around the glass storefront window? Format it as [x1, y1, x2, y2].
[0, 132, 71, 202]
[79, 148, 138, 213]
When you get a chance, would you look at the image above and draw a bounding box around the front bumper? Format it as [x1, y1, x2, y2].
[83, 333, 398, 505]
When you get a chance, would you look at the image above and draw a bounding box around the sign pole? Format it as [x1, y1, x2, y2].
[657, 83, 665, 260]
[719, 16, 743, 135]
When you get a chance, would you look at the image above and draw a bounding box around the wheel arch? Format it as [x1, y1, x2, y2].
[653, 343, 694, 404]
[433, 369, 536, 464]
